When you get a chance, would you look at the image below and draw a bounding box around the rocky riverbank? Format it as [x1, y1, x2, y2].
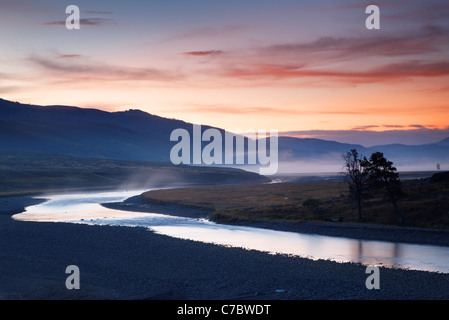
[1, 195, 449, 300]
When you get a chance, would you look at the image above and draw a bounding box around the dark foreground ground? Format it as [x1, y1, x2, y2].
[1, 197, 449, 300]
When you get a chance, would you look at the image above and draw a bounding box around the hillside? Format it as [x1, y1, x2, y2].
[1, 98, 448, 172]
[0, 98, 190, 162]
[0, 151, 269, 196]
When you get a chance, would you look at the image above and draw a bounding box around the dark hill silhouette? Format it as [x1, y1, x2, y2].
[437, 137, 449, 146]
[0, 99, 198, 162]
[366, 143, 449, 164]
[1, 98, 448, 171]
[272, 136, 449, 170]
[277, 136, 365, 158]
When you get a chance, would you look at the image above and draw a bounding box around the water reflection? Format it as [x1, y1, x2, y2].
[12, 190, 449, 274]
[13, 190, 151, 222]
[153, 224, 449, 273]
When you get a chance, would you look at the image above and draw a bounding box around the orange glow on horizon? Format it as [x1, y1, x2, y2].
[1, 1, 448, 134]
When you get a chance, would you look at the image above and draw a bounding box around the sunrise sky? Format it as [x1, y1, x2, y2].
[1, 0, 449, 145]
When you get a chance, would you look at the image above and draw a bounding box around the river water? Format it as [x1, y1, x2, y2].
[12, 189, 449, 274]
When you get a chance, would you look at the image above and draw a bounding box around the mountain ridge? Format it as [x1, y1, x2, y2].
[1, 98, 448, 172]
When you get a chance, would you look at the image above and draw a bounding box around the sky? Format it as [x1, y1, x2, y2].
[1, 0, 449, 145]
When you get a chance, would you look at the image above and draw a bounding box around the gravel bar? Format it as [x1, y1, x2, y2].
[1, 196, 449, 300]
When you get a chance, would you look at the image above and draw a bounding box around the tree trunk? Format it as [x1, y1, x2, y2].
[357, 193, 363, 221]
[386, 183, 403, 224]
[391, 197, 403, 225]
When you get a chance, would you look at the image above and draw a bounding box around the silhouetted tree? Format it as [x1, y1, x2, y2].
[343, 149, 368, 221]
[437, 163, 441, 171]
[362, 152, 404, 224]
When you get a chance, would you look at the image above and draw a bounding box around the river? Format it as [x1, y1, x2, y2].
[12, 189, 449, 274]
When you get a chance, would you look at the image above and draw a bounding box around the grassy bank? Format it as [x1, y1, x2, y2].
[0, 151, 269, 197]
[143, 173, 449, 230]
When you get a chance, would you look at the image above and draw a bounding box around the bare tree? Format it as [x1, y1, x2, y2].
[343, 149, 368, 221]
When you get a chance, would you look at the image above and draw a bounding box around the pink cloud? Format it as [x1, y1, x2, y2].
[55, 54, 82, 59]
[183, 50, 225, 57]
[28, 55, 182, 82]
[40, 18, 116, 27]
[220, 60, 449, 83]
[161, 25, 251, 43]
[262, 25, 448, 62]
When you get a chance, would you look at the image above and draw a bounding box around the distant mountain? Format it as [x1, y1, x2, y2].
[437, 137, 449, 146]
[366, 143, 449, 164]
[1, 98, 448, 173]
[0, 98, 206, 162]
[276, 137, 449, 172]
[277, 136, 365, 158]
